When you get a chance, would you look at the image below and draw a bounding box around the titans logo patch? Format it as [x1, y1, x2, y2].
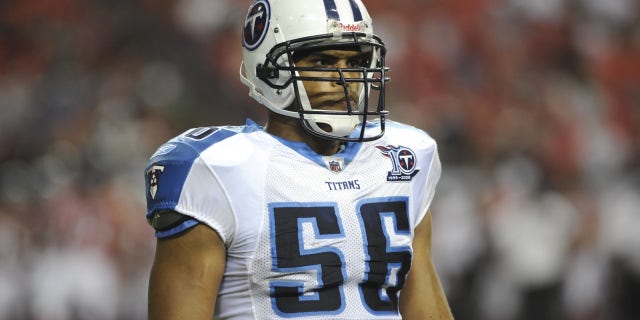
[376, 145, 420, 182]
[243, 0, 270, 51]
[146, 165, 165, 199]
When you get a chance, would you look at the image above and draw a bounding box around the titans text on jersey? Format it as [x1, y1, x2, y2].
[325, 180, 361, 191]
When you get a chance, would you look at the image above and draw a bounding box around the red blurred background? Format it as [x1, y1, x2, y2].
[0, 0, 638, 319]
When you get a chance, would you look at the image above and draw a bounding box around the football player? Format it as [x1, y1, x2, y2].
[145, 0, 453, 319]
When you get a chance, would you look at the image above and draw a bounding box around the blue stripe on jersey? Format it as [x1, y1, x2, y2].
[173, 128, 239, 156]
[156, 219, 199, 238]
[272, 135, 363, 169]
[323, 0, 340, 20]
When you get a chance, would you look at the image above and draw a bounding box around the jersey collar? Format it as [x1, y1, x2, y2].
[246, 118, 363, 170]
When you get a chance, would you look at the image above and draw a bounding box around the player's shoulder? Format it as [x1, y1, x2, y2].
[147, 120, 263, 165]
[379, 120, 437, 148]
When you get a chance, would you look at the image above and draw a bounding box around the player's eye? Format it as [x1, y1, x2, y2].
[313, 58, 332, 67]
[347, 57, 370, 68]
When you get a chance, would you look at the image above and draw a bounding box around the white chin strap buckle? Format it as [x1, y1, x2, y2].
[308, 114, 360, 138]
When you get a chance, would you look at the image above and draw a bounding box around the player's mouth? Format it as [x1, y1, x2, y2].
[314, 96, 359, 112]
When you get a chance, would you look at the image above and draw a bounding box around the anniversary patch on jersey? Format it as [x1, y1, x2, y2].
[243, 0, 270, 51]
[376, 145, 420, 182]
[146, 165, 165, 199]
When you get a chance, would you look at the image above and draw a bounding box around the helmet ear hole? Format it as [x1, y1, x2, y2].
[256, 64, 280, 81]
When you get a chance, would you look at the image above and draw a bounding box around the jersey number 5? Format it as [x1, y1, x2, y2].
[269, 197, 412, 317]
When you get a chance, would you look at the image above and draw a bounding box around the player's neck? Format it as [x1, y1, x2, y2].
[265, 112, 341, 156]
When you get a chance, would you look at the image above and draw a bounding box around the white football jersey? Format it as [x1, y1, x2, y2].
[145, 119, 441, 319]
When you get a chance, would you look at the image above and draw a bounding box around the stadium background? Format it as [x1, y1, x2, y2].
[0, 0, 638, 319]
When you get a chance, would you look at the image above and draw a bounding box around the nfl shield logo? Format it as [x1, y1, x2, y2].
[329, 160, 342, 173]
[323, 156, 345, 173]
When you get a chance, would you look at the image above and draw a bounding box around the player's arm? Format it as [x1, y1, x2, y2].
[148, 223, 226, 320]
[399, 210, 453, 320]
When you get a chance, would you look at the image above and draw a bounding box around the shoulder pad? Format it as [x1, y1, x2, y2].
[149, 126, 245, 163]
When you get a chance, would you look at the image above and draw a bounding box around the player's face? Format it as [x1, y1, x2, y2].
[293, 49, 370, 112]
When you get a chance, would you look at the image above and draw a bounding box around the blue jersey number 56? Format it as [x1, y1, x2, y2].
[269, 197, 412, 317]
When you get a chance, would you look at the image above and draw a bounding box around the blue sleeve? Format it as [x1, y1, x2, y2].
[144, 139, 202, 237]
[143, 126, 241, 238]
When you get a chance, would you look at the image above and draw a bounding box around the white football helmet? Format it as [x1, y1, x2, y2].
[239, 0, 389, 141]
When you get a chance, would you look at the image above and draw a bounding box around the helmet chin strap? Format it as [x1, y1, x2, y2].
[307, 114, 360, 137]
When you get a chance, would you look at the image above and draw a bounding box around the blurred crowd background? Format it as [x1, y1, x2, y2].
[0, 0, 638, 319]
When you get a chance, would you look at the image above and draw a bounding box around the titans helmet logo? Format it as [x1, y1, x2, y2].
[243, 0, 270, 51]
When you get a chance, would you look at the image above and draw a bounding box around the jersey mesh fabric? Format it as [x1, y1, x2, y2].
[247, 127, 434, 319]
